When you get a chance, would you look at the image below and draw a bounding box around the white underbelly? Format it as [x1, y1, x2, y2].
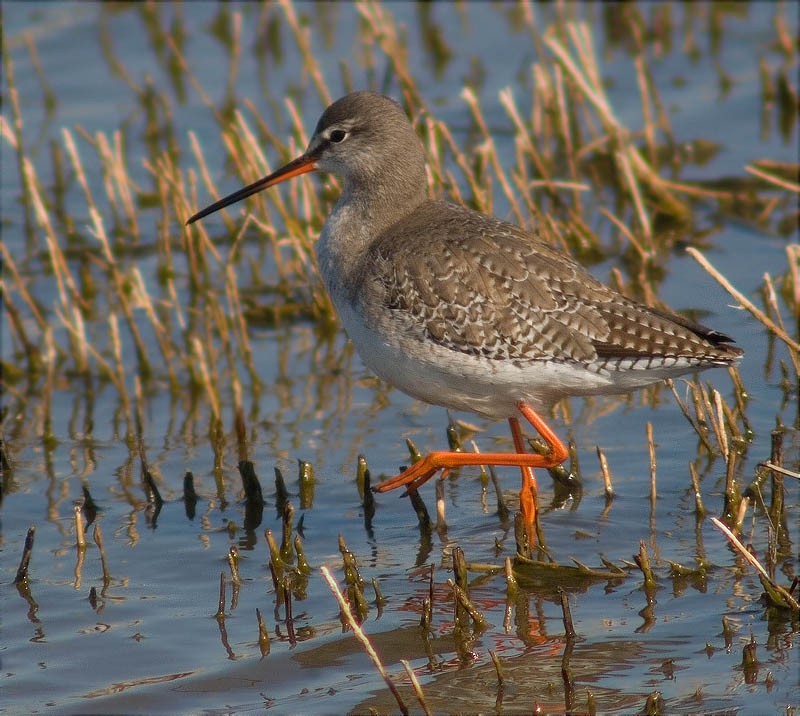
[334, 299, 611, 418]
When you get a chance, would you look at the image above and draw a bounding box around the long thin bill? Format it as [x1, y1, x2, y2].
[185, 153, 317, 225]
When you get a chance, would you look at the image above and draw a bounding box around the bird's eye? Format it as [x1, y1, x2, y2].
[329, 129, 347, 143]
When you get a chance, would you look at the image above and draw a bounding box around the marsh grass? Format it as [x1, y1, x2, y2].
[4, 0, 797, 580]
[2, 2, 799, 712]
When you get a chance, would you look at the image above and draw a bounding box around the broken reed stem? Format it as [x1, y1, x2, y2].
[14, 526, 35, 584]
[734, 495, 751, 532]
[635, 541, 657, 600]
[408, 488, 432, 531]
[688, 462, 705, 515]
[93, 524, 110, 584]
[596, 445, 614, 499]
[256, 607, 271, 656]
[215, 572, 226, 619]
[646, 422, 657, 507]
[227, 546, 242, 586]
[487, 464, 510, 523]
[74, 504, 86, 549]
[559, 587, 576, 639]
[320, 565, 410, 716]
[489, 649, 505, 685]
[723, 447, 740, 523]
[283, 576, 296, 646]
[435, 479, 447, 531]
[448, 579, 488, 629]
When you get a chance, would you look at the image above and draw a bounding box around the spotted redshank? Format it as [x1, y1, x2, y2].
[187, 91, 742, 534]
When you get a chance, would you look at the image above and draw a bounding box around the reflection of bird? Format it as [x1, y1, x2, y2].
[187, 91, 742, 534]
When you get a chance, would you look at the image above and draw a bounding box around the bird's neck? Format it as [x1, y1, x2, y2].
[316, 176, 427, 302]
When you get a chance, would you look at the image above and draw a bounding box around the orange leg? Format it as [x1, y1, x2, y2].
[373, 401, 569, 518]
[509, 415, 538, 534]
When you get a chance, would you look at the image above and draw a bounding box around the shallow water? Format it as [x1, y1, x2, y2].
[3, 2, 798, 714]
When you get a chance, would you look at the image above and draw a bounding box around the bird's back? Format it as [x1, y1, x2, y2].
[357, 200, 742, 375]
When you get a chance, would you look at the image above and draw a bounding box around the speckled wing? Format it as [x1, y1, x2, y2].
[362, 201, 741, 367]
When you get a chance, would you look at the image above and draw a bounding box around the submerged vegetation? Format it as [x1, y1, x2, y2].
[2, 2, 798, 713]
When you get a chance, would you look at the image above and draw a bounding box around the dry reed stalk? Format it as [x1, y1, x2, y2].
[531, 62, 556, 161]
[130, 268, 179, 388]
[760, 462, 800, 481]
[74, 504, 86, 549]
[745, 163, 800, 193]
[688, 247, 800, 361]
[698, 382, 723, 456]
[400, 660, 432, 716]
[2, 293, 38, 366]
[108, 314, 133, 435]
[688, 462, 705, 515]
[708, 388, 728, 456]
[710, 517, 799, 612]
[596, 445, 614, 499]
[228, 112, 293, 266]
[67, 304, 89, 375]
[321, 565, 410, 716]
[23, 139, 82, 314]
[0, 243, 48, 331]
[63, 129, 154, 375]
[191, 336, 221, 423]
[355, 2, 419, 110]
[461, 87, 524, 225]
[224, 265, 260, 385]
[164, 33, 224, 126]
[53, 303, 116, 384]
[553, 63, 582, 212]
[1, 50, 35, 245]
[616, 148, 653, 243]
[420, 113, 445, 188]
[687, 382, 714, 449]
[634, 49, 657, 167]
[186, 131, 234, 232]
[723, 448, 740, 523]
[734, 495, 750, 532]
[544, 23, 689, 219]
[226, 11, 243, 96]
[73, 535, 86, 591]
[96, 130, 139, 239]
[426, 115, 485, 208]
[762, 271, 791, 339]
[98, 236, 152, 375]
[278, 0, 332, 107]
[599, 207, 650, 260]
[646, 422, 657, 507]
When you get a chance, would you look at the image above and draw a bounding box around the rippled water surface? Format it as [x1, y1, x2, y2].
[3, 2, 798, 714]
